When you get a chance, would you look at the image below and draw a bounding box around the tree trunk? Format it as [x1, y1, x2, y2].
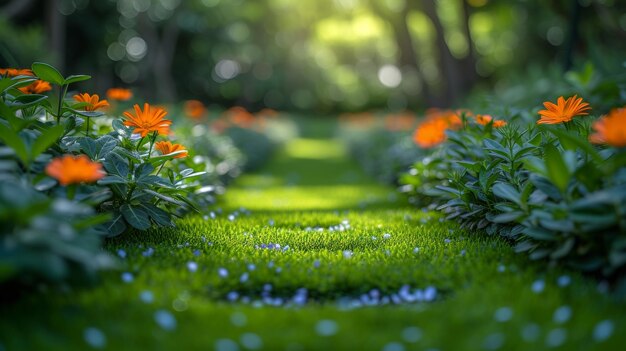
[370, 0, 436, 106]
[46, 0, 66, 72]
[138, 12, 180, 101]
[460, 0, 478, 93]
[421, 0, 462, 105]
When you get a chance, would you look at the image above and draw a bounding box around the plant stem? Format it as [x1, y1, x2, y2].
[85, 116, 90, 137]
[136, 137, 145, 151]
[56, 84, 68, 124]
[67, 185, 76, 200]
[156, 162, 167, 176]
[147, 131, 157, 157]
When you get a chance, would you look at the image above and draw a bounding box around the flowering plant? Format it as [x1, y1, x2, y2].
[0, 62, 211, 283]
[401, 94, 626, 278]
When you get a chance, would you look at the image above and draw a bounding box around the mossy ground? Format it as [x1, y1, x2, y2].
[0, 119, 624, 351]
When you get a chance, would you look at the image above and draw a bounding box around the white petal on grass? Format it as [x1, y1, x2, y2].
[230, 312, 247, 327]
[382, 342, 405, 351]
[139, 290, 154, 304]
[240, 333, 263, 350]
[187, 261, 198, 273]
[545, 328, 567, 348]
[494, 307, 513, 322]
[556, 275, 571, 287]
[215, 338, 239, 351]
[593, 320, 614, 342]
[553, 305, 572, 324]
[315, 320, 339, 336]
[83, 327, 106, 349]
[483, 333, 505, 350]
[154, 310, 177, 331]
[531, 279, 545, 293]
[401, 326, 423, 343]
[521, 323, 541, 342]
[121, 272, 134, 283]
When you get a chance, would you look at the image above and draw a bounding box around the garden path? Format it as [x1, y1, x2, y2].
[0, 127, 622, 350]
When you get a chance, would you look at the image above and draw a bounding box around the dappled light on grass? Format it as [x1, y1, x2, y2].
[224, 138, 396, 212]
[284, 138, 346, 160]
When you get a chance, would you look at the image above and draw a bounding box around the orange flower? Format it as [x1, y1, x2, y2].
[413, 118, 450, 148]
[106, 88, 133, 101]
[122, 103, 172, 137]
[0, 68, 33, 77]
[257, 108, 279, 118]
[589, 107, 626, 147]
[184, 100, 206, 120]
[475, 114, 507, 128]
[492, 120, 507, 128]
[227, 106, 256, 128]
[154, 141, 188, 158]
[384, 112, 417, 131]
[475, 114, 493, 125]
[73, 93, 110, 111]
[537, 95, 591, 124]
[413, 111, 462, 148]
[18, 80, 52, 94]
[45, 155, 105, 185]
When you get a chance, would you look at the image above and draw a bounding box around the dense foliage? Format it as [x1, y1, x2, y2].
[344, 64, 626, 280]
[0, 62, 282, 285]
[404, 79, 626, 280]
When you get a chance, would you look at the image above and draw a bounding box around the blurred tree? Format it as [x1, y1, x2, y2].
[1, 0, 625, 112]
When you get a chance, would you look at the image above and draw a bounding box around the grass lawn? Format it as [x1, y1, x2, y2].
[0, 119, 623, 351]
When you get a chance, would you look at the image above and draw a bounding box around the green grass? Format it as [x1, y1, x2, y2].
[1, 120, 624, 351]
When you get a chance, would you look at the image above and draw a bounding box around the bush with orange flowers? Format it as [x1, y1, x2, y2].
[0, 62, 237, 285]
[398, 90, 626, 278]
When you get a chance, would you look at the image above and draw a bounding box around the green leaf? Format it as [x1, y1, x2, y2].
[0, 77, 37, 93]
[522, 227, 557, 241]
[6, 94, 48, 108]
[490, 211, 525, 223]
[148, 150, 188, 165]
[113, 146, 141, 163]
[544, 144, 570, 193]
[0, 101, 26, 130]
[180, 171, 206, 180]
[140, 203, 174, 227]
[103, 152, 129, 177]
[95, 135, 118, 159]
[63, 115, 77, 134]
[173, 194, 201, 213]
[111, 119, 133, 138]
[101, 212, 126, 237]
[550, 238, 575, 259]
[492, 182, 522, 206]
[31, 62, 64, 85]
[549, 128, 603, 164]
[0, 123, 28, 164]
[97, 175, 128, 185]
[135, 162, 155, 180]
[69, 108, 105, 118]
[483, 138, 507, 153]
[120, 204, 151, 230]
[63, 75, 91, 85]
[77, 137, 97, 159]
[31, 124, 65, 160]
[142, 189, 186, 206]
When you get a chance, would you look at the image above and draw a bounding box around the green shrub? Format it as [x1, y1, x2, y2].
[401, 100, 626, 279]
